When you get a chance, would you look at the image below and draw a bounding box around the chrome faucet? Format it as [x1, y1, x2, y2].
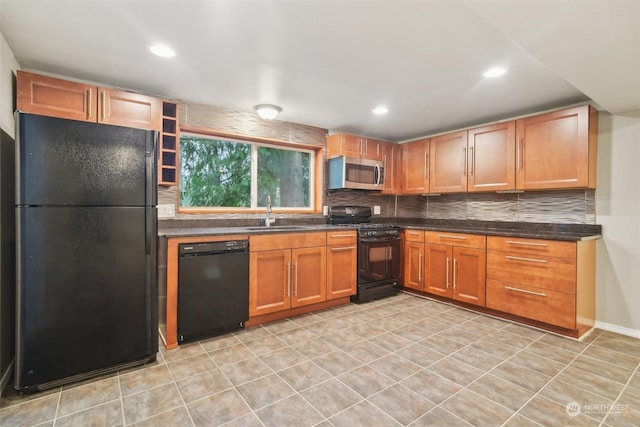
[265, 195, 275, 227]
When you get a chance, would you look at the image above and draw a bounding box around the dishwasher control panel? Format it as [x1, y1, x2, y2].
[179, 240, 249, 256]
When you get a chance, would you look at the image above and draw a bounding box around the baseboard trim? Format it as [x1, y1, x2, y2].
[594, 321, 640, 339]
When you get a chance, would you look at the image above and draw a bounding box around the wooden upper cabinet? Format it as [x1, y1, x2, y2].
[97, 88, 161, 131]
[17, 71, 162, 131]
[402, 138, 430, 194]
[516, 105, 597, 190]
[467, 121, 516, 192]
[17, 70, 96, 122]
[429, 130, 468, 193]
[380, 142, 399, 194]
[326, 133, 382, 161]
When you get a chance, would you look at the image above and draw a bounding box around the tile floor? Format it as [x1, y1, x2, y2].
[1, 292, 639, 427]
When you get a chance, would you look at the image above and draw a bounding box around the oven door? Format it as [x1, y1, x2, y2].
[358, 236, 401, 284]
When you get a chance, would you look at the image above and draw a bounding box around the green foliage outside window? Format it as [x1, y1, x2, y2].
[180, 134, 312, 209]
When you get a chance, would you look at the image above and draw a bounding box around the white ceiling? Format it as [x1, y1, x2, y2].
[1, 1, 638, 141]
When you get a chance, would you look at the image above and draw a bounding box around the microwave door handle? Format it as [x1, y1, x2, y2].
[375, 163, 381, 187]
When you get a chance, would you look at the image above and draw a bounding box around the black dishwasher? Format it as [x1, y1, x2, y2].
[178, 240, 249, 343]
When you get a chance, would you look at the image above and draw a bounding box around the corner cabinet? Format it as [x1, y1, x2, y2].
[17, 70, 161, 131]
[516, 105, 597, 190]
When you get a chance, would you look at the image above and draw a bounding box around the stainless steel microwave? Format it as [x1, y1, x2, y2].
[328, 156, 384, 190]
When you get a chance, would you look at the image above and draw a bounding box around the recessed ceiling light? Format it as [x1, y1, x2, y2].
[150, 44, 176, 58]
[372, 106, 388, 115]
[483, 67, 507, 78]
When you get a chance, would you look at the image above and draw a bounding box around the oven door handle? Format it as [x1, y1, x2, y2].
[359, 236, 401, 243]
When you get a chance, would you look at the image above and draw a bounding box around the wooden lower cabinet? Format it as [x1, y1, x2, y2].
[486, 236, 595, 336]
[403, 240, 424, 291]
[250, 245, 327, 317]
[291, 247, 326, 307]
[327, 244, 357, 299]
[326, 230, 357, 299]
[250, 249, 291, 316]
[423, 232, 487, 307]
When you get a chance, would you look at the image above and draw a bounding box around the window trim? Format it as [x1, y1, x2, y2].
[177, 125, 324, 214]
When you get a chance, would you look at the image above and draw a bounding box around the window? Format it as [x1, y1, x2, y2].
[180, 133, 314, 210]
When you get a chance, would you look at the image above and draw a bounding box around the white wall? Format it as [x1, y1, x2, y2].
[0, 32, 19, 136]
[595, 113, 640, 337]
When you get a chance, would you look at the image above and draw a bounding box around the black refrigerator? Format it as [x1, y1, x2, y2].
[15, 113, 158, 391]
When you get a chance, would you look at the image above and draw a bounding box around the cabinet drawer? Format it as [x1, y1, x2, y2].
[326, 230, 357, 246]
[486, 280, 576, 329]
[250, 232, 326, 251]
[404, 230, 425, 242]
[426, 231, 485, 249]
[487, 250, 576, 293]
[487, 236, 576, 258]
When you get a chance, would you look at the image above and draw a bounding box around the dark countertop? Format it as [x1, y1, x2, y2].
[158, 224, 344, 238]
[158, 219, 601, 241]
[389, 219, 601, 241]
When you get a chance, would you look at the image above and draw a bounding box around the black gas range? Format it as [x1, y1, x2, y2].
[327, 206, 402, 303]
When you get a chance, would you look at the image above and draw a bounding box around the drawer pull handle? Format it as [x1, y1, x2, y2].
[294, 262, 298, 296]
[287, 262, 291, 297]
[453, 258, 457, 289]
[329, 234, 355, 238]
[87, 89, 92, 118]
[505, 255, 547, 264]
[505, 240, 547, 247]
[505, 286, 547, 297]
[446, 257, 450, 288]
[438, 235, 467, 240]
[331, 246, 356, 251]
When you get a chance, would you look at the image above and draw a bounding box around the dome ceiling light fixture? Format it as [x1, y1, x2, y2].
[254, 104, 282, 120]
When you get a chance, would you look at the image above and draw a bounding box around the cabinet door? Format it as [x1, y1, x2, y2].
[362, 138, 382, 161]
[17, 70, 96, 122]
[467, 122, 516, 192]
[452, 247, 486, 306]
[340, 133, 363, 158]
[98, 88, 162, 131]
[516, 105, 595, 190]
[381, 142, 399, 194]
[430, 130, 468, 193]
[327, 245, 357, 299]
[402, 138, 430, 193]
[425, 244, 453, 297]
[249, 250, 291, 316]
[403, 241, 424, 291]
[292, 247, 326, 308]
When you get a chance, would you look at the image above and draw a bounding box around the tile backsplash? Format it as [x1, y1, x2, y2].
[161, 186, 596, 225]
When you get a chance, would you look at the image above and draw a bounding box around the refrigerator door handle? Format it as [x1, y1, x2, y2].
[146, 131, 158, 206]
